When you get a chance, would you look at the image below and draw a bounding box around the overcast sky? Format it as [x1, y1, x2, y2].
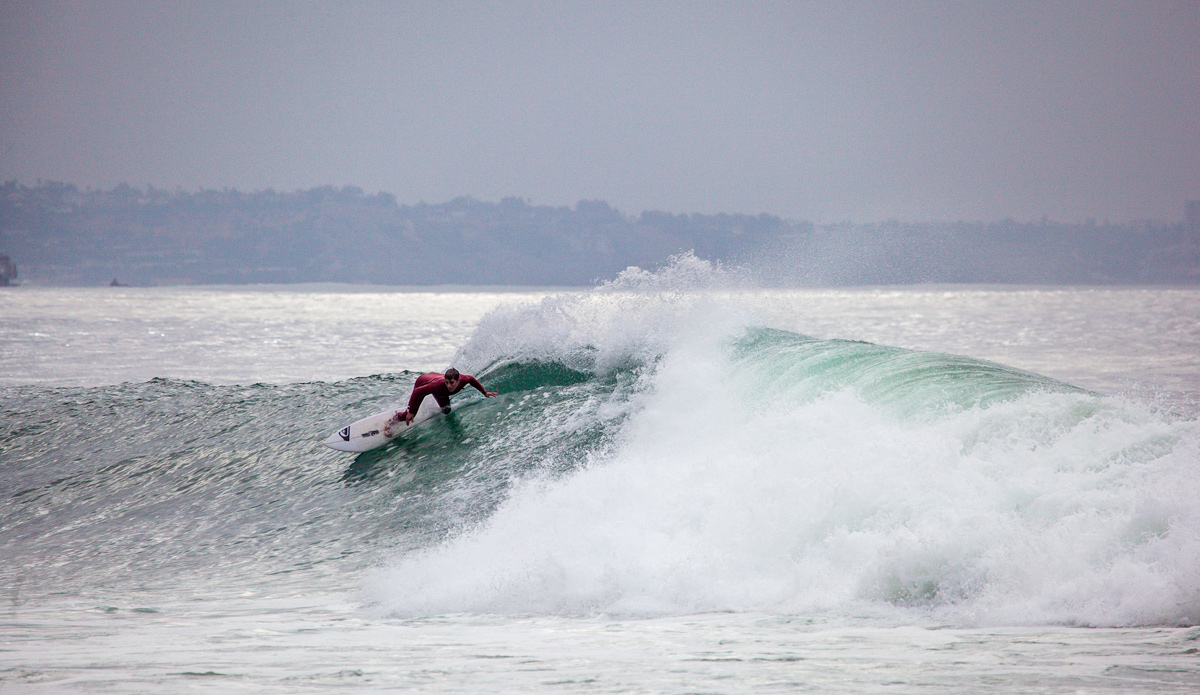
[2, 0, 1197, 223]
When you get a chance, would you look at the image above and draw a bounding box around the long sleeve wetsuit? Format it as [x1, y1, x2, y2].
[406, 372, 487, 416]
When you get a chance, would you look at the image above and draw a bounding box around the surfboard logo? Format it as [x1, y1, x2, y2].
[338, 426, 350, 441]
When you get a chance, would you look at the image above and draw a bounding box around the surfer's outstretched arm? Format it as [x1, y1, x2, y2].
[462, 375, 498, 398]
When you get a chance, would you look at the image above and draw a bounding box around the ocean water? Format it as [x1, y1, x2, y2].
[2, 257, 1199, 693]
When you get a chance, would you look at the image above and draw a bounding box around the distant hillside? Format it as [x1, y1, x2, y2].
[1, 181, 1196, 286]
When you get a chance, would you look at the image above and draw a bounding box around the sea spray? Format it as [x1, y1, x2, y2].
[451, 253, 752, 376]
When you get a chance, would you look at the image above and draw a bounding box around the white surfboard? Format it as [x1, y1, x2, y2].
[323, 398, 484, 453]
[323, 406, 411, 452]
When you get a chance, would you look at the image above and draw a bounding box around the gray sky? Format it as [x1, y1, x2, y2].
[2, 0, 1197, 223]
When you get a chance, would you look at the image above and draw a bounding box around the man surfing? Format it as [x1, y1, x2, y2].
[384, 368, 497, 436]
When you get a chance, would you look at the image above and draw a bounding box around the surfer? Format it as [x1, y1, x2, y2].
[385, 368, 497, 434]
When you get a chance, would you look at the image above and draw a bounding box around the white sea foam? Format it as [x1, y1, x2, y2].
[367, 374, 1199, 625]
[368, 258, 1200, 627]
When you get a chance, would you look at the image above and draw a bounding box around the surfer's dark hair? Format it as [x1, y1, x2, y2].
[444, 368, 460, 380]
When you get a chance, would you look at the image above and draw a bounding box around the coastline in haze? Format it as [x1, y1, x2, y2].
[2, 181, 1198, 287]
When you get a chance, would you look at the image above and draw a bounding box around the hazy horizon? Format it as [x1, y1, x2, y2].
[4, 178, 1196, 227]
[3, 1, 1199, 225]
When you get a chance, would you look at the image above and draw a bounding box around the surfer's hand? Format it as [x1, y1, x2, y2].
[484, 391, 498, 397]
[404, 411, 414, 424]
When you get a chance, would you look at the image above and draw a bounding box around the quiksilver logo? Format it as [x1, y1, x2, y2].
[338, 427, 350, 441]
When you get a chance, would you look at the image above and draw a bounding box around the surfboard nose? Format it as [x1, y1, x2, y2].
[323, 430, 354, 451]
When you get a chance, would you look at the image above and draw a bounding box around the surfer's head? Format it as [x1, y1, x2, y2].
[444, 368, 460, 387]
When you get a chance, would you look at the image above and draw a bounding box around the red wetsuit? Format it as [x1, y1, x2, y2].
[406, 372, 487, 416]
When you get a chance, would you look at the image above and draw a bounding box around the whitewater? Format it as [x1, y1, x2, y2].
[2, 257, 1199, 692]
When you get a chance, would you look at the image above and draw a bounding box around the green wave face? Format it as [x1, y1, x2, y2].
[729, 327, 1087, 418]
